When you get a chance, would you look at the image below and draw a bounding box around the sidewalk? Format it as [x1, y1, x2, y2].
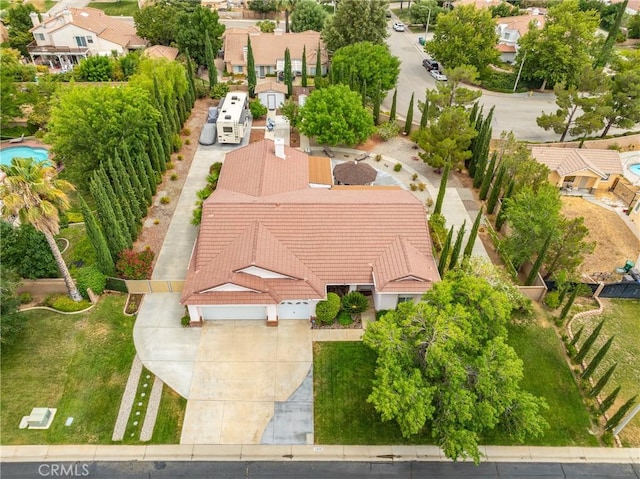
[1, 444, 638, 463]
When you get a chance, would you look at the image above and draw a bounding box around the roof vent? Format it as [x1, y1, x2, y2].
[225, 115, 231, 120]
[274, 138, 285, 159]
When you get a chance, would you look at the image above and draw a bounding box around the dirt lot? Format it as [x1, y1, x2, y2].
[561, 196, 640, 280]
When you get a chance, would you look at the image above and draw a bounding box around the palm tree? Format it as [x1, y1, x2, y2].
[0, 157, 83, 301]
[276, 0, 296, 33]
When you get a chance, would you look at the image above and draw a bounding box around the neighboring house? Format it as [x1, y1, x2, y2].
[611, 0, 639, 15]
[255, 82, 287, 110]
[181, 139, 440, 325]
[143, 45, 179, 61]
[453, 0, 505, 9]
[222, 27, 328, 78]
[27, 8, 147, 69]
[532, 147, 623, 192]
[495, 13, 545, 63]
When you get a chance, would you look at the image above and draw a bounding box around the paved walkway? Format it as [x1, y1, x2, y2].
[2, 444, 638, 463]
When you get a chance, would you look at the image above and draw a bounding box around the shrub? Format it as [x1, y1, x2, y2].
[166, 161, 175, 170]
[376, 121, 401, 141]
[181, 128, 191, 136]
[249, 99, 268, 119]
[153, 219, 160, 225]
[544, 290, 561, 309]
[74, 266, 107, 299]
[376, 309, 392, 320]
[116, 247, 155, 280]
[394, 163, 402, 172]
[341, 291, 369, 316]
[172, 134, 182, 152]
[160, 196, 171, 204]
[195, 81, 208, 99]
[210, 82, 230, 99]
[412, 173, 418, 181]
[170, 173, 178, 181]
[316, 292, 341, 324]
[66, 212, 84, 223]
[428, 213, 447, 251]
[44, 294, 91, 312]
[410, 183, 417, 191]
[181, 314, 191, 327]
[375, 154, 382, 162]
[337, 310, 353, 326]
[18, 292, 33, 304]
[177, 154, 184, 161]
[184, 139, 191, 145]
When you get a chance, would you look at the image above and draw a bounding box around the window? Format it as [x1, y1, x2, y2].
[503, 32, 511, 40]
[397, 296, 414, 304]
[233, 65, 243, 74]
[87, 36, 93, 44]
[35, 33, 45, 41]
[74, 36, 87, 47]
[222, 126, 233, 133]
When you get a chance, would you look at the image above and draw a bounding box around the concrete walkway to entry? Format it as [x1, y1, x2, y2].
[180, 320, 313, 445]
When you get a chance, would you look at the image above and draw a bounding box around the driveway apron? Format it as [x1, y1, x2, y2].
[180, 320, 313, 445]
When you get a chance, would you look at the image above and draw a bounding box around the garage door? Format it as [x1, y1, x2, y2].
[278, 301, 310, 320]
[201, 305, 267, 320]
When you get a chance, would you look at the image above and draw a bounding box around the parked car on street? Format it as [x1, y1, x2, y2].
[393, 22, 405, 31]
[431, 70, 448, 81]
[422, 58, 440, 71]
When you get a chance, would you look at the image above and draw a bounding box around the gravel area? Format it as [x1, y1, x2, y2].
[140, 376, 164, 442]
[112, 355, 142, 441]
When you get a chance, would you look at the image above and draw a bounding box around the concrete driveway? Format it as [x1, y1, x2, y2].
[180, 320, 313, 445]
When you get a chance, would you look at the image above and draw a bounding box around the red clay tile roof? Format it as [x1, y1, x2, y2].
[532, 147, 622, 179]
[255, 82, 288, 94]
[496, 14, 546, 36]
[144, 45, 179, 61]
[181, 140, 439, 306]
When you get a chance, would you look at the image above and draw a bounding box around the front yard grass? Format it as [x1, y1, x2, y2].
[88, 0, 138, 16]
[314, 318, 598, 446]
[572, 299, 640, 447]
[0, 294, 183, 445]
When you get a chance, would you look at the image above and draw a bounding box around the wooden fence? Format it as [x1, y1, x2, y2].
[124, 280, 184, 294]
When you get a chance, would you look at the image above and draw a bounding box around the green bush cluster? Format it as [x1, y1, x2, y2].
[44, 294, 92, 312]
[115, 247, 155, 280]
[249, 99, 268, 119]
[341, 292, 369, 316]
[211, 82, 230, 99]
[428, 213, 448, 252]
[316, 292, 341, 324]
[74, 266, 107, 299]
[376, 121, 401, 141]
[192, 162, 223, 225]
[337, 310, 353, 326]
[544, 290, 561, 309]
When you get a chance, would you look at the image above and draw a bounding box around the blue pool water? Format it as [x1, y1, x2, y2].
[0, 146, 50, 166]
[629, 163, 640, 176]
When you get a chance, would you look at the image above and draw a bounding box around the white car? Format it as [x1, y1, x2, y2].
[430, 70, 447, 81]
[393, 22, 405, 32]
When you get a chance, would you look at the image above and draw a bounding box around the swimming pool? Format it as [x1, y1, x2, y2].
[0, 146, 50, 166]
[629, 163, 640, 176]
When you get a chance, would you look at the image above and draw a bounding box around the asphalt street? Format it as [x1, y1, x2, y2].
[2, 461, 640, 479]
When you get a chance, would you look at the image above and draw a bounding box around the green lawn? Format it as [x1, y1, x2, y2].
[0, 294, 184, 445]
[88, 0, 138, 16]
[572, 299, 640, 447]
[314, 320, 598, 446]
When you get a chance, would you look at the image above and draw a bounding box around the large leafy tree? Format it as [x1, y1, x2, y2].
[134, 1, 181, 46]
[410, 0, 444, 28]
[502, 184, 562, 271]
[290, 0, 328, 32]
[5, 3, 38, 56]
[74, 56, 114, 82]
[544, 216, 595, 280]
[322, 0, 389, 53]
[425, 65, 482, 116]
[175, 5, 225, 67]
[46, 85, 160, 191]
[516, 0, 599, 89]
[0, 221, 57, 279]
[299, 84, 375, 146]
[600, 51, 640, 136]
[425, 5, 499, 76]
[414, 106, 477, 171]
[495, 132, 550, 193]
[0, 266, 23, 346]
[364, 271, 548, 463]
[0, 158, 82, 302]
[330, 42, 400, 122]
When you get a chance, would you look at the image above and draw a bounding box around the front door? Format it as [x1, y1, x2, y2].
[267, 94, 276, 111]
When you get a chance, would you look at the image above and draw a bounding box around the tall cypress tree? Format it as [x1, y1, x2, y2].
[419, 97, 429, 129]
[119, 147, 148, 212]
[486, 165, 505, 214]
[559, 283, 580, 322]
[112, 150, 142, 221]
[90, 172, 129, 256]
[79, 196, 115, 275]
[107, 160, 138, 238]
[140, 149, 158, 194]
[205, 32, 218, 90]
[372, 80, 382, 125]
[581, 336, 615, 380]
[246, 35, 256, 97]
[606, 395, 638, 432]
[404, 92, 414, 135]
[315, 41, 322, 84]
[595, 0, 627, 70]
[148, 135, 162, 172]
[468, 108, 484, 177]
[438, 226, 454, 276]
[301, 45, 308, 88]
[123, 146, 152, 206]
[495, 179, 514, 231]
[389, 88, 397, 122]
[98, 166, 133, 244]
[434, 161, 450, 216]
[164, 95, 178, 136]
[479, 151, 497, 200]
[590, 363, 617, 398]
[575, 319, 606, 363]
[284, 47, 293, 97]
[599, 386, 621, 414]
[151, 129, 167, 171]
[185, 53, 197, 106]
[448, 221, 466, 271]
[177, 93, 187, 125]
[463, 206, 483, 259]
[525, 231, 552, 286]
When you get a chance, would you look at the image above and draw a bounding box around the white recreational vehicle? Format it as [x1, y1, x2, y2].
[217, 92, 249, 144]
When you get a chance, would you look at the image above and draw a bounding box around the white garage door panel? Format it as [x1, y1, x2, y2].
[278, 301, 310, 319]
[201, 306, 267, 320]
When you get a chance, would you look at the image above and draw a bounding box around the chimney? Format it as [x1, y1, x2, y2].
[242, 46, 248, 62]
[274, 138, 285, 159]
[29, 11, 40, 27]
[62, 8, 72, 24]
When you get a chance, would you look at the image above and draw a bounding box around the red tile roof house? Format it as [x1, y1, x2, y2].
[181, 139, 440, 325]
[222, 27, 328, 78]
[27, 8, 147, 69]
[495, 13, 546, 64]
